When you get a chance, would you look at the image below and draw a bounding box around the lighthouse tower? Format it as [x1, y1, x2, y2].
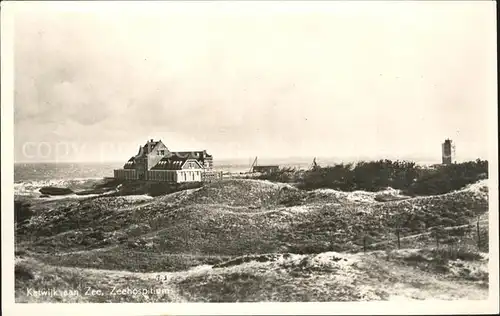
[441, 139, 456, 165]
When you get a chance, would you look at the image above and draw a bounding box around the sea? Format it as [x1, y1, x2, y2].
[14, 162, 121, 198]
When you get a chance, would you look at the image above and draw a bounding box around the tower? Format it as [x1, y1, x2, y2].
[441, 139, 455, 165]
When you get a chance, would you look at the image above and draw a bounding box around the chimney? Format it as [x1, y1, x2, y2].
[150, 139, 153, 142]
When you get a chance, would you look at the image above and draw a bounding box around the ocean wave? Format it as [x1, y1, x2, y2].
[14, 177, 105, 197]
[30, 192, 114, 201]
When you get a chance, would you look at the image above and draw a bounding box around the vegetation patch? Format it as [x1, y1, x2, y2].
[31, 249, 231, 273]
[258, 159, 488, 196]
[15, 258, 180, 303]
[381, 248, 488, 283]
[17, 177, 488, 265]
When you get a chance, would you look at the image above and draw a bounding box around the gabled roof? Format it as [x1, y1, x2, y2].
[138, 139, 168, 155]
[124, 157, 137, 169]
[150, 157, 203, 170]
[168, 151, 212, 160]
[123, 139, 211, 166]
[144, 141, 160, 149]
[142, 140, 160, 155]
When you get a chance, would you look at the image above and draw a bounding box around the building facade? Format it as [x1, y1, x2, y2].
[149, 157, 204, 183]
[114, 139, 219, 183]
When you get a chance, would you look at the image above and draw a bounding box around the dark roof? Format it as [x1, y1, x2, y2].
[142, 141, 160, 154]
[144, 141, 159, 148]
[124, 157, 136, 169]
[150, 157, 203, 170]
[168, 151, 212, 160]
[125, 139, 212, 165]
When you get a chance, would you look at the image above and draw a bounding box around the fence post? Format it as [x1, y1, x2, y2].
[477, 217, 481, 250]
[397, 229, 401, 250]
[363, 235, 367, 253]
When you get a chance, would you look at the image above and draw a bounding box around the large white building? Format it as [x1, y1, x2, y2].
[113, 139, 220, 183]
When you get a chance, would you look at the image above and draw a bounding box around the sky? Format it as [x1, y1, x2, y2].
[12, 1, 497, 163]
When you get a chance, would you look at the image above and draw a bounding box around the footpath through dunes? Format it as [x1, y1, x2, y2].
[15, 248, 488, 303]
[17, 178, 489, 272]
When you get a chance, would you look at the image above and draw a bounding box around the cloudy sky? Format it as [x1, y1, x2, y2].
[13, 1, 496, 163]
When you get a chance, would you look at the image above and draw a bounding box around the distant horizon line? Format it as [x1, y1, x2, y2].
[14, 156, 487, 165]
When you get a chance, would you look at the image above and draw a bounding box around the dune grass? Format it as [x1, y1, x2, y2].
[30, 249, 231, 273]
[15, 257, 180, 303]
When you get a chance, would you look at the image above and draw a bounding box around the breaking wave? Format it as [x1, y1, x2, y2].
[14, 177, 105, 197]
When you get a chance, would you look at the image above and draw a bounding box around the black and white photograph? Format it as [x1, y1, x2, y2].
[1, 1, 498, 314]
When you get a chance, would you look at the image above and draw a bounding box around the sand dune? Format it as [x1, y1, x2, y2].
[15, 178, 489, 302]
